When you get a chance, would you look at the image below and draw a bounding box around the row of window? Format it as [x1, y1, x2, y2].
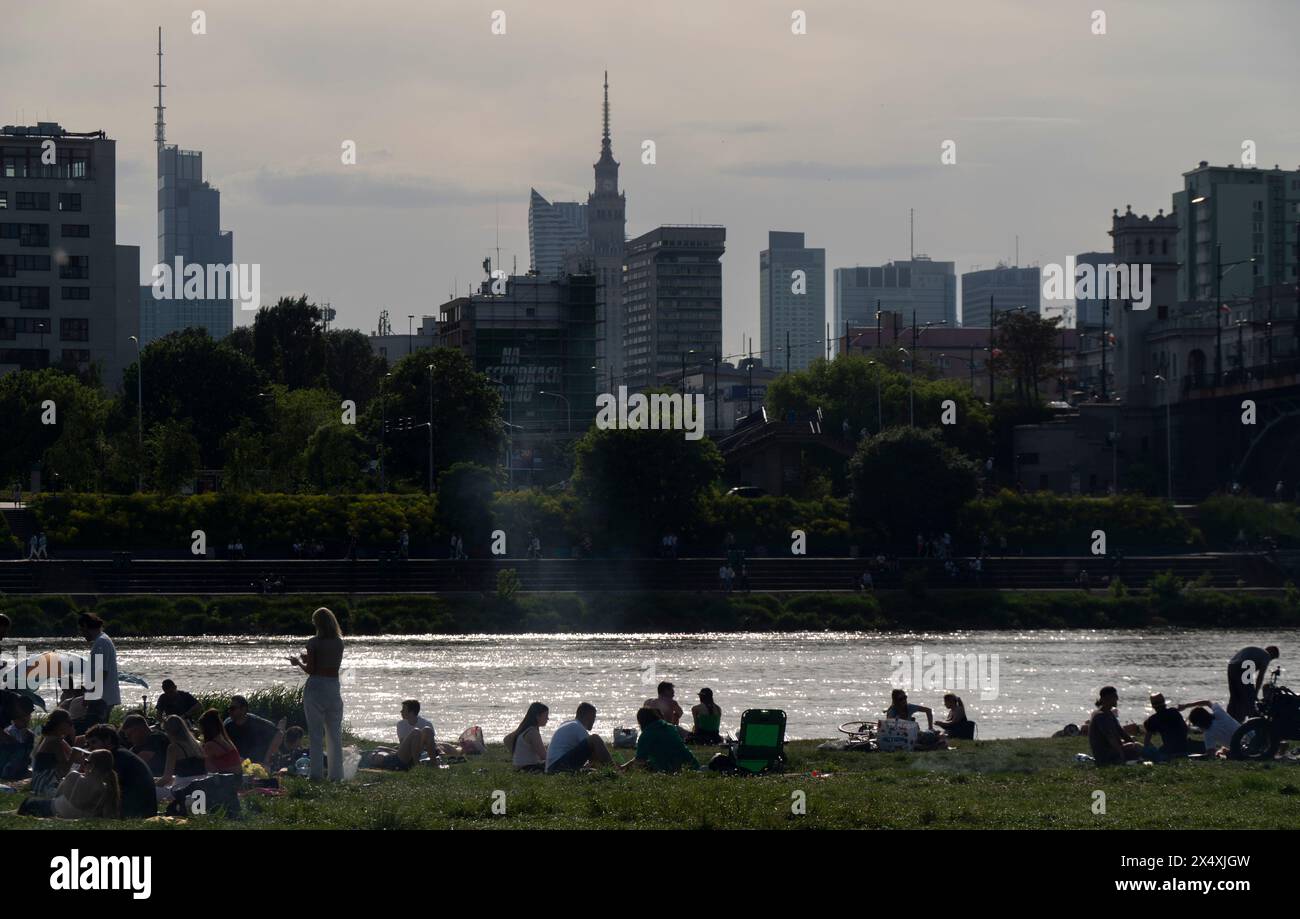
[0, 286, 90, 307]
[0, 316, 88, 340]
[0, 349, 90, 370]
[0, 254, 89, 278]
[1, 146, 92, 180]
[0, 191, 81, 211]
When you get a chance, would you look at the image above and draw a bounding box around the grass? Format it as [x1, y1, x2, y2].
[6, 738, 1300, 830]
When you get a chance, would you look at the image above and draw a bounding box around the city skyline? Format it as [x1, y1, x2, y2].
[4, 0, 1298, 361]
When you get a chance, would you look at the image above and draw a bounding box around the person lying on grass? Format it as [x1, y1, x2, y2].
[621, 707, 700, 773]
[1088, 686, 1144, 765]
[545, 702, 613, 774]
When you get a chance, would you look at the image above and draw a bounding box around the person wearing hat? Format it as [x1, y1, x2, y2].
[686, 688, 723, 745]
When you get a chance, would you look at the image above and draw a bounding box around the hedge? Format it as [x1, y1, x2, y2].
[957, 491, 1201, 554]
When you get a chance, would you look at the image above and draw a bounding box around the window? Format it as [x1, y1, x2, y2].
[57, 193, 81, 212]
[61, 286, 90, 301]
[0, 348, 49, 370]
[58, 255, 88, 279]
[60, 349, 90, 368]
[59, 318, 89, 341]
[61, 224, 89, 238]
[0, 254, 50, 274]
[0, 316, 51, 339]
[7, 286, 51, 309]
[0, 223, 49, 247]
[0, 191, 6, 209]
[16, 192, 49, 210]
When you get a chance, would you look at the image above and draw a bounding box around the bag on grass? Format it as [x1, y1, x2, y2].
[458, 726, 486, 754]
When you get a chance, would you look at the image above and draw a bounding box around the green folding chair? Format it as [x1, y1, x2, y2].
[733, 708, 786, 774]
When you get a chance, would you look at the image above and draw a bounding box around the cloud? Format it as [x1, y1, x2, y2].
[720, 160, 932, 182]
[242, 169, 508, 209]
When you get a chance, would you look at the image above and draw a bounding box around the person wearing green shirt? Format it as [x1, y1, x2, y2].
[623, 708, 699, 773]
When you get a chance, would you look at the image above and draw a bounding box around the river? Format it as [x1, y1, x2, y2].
[12, 629, 1294, 742]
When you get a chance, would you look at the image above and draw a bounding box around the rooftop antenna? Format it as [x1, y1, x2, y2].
[154, 27, 166, 154]
[495, 203, 501, 277]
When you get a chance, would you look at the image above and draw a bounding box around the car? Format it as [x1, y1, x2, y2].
[726, 486, 767, 498]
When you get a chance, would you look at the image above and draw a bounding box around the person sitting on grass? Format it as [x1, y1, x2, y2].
[271, 726, 307, 770]
[200, 708, 244, 774]
[937, 693, 974, 739]
[686, 688, 723, 745]
[19, 748, 120, 820]
[121, 713, 170, 778]
[154, 679, 202, 721]
[545, 702, 613, 773]
[394, 700, 440, 768]
[1141, 693, 1205, 760]
[155, 715, 207, 788]
[1186, 702, 1241, 758]
[223, 695, 285, 769]
[1088, 686, 1143, 765]
[30, 708, 80, 798]
[622, 707, 700, 773]
[504, 702, 549, 772]
[644, 681, 684, 727]
[0, 695, 35, 780]
[886, 689, 934, 730]
[83, 724, 156, 819]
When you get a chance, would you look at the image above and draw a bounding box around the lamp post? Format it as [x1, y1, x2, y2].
[538, 390, 571, 435]
[380, 371, 391, 492]
[867, 359, 882, 433]
[1153, 374, 1172, 502]
[129, 335, 142, 491]
[898, 347, 914, 427]
[408, 315, 415, 356]
[427, 363, 435, 495]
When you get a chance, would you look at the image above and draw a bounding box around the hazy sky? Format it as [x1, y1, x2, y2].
[5, 0, 1298, 360]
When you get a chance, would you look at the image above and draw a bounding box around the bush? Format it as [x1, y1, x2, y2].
[957, 491, 1200, 554]
[1199, 495, 1300, 548]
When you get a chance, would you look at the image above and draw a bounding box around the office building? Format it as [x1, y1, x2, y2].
[0, 122, 139, 388]
[961, 264, 1041, 327]
[528, 189, 587, 279]
[833, 257, 956, 347]
[141, 30, 235, 344]
[622, 225, 726, 391]
[760, 231, 825, 372]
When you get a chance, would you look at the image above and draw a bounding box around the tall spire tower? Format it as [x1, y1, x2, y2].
[587, 71, 626, 384]
[154, 27, 166, 154]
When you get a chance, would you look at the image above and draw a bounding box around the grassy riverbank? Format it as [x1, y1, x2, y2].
[5, 738, 1300, 830]
[2, 584, 1299, 637]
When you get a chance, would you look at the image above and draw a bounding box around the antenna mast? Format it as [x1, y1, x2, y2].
[154, 27, 166, 153]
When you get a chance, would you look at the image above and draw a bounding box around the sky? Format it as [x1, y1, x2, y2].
[5, 0, 1299, 361]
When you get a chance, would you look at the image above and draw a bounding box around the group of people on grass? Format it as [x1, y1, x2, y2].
[1073, 644, 1281, 765]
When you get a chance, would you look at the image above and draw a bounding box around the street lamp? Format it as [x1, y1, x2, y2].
[408, 315, 415, 356]
[129, 335, 142, 492]
[538, 390, 571, 435]
[898, 347, 914, 427]
[866, 359, 882, 433]
[427, 364, 435, 495]
[1153, 373, 1172, 502]
[380, 371, 391, 492]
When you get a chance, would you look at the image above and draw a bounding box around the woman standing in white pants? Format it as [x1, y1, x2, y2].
[289, 607, 345, 781]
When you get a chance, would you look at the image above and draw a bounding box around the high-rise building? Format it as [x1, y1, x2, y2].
[587, 73, 626, 386]
[1172, 161, 1300, 304]
[833, 257, 955, 348]
[528, 189, 587, 278]
[961, 264, 1041, 327]
[0, 122, 140, 388]
[760, 231, 824, 372]
[141, 29, 235, 344]
[1072, 251, 1114, 329]
[622, 225, 726, 391]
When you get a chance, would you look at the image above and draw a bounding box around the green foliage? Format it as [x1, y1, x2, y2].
[0, 368, 115, 492]
[572, 427, 724, 550]
[303, 424, 371, 493]
[848, 426, 980, 549]
[694, 494, 850, 552]
[146, 419, 201, 493]
[1199, 494, 1300, 548]
[496, 568, 521, 602]
[438, 463, 499, 550]
[958, 491, 1199, 554]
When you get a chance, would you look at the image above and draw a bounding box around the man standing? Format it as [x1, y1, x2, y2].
[79, 612, 119, 731]
[1227, 645, 1279, 721]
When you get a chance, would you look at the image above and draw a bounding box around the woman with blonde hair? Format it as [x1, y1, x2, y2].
[156, 714, 207, 788]
[289, 607, 345, 781]
[53, 749, 120, 819]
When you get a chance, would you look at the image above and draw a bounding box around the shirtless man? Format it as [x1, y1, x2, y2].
[644, 681, 684, 726]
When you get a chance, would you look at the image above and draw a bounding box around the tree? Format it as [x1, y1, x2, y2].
[303, 423, 369, 493]
[323, 328, 386, 410]
[572, 427, 723, 550]
[123, 329, 266, 468]
[364, 348, 503, 488]
[250, 295, 328, 390]
[436, 462, 499, 554]
[261, 386, 342, 491]
[992, 311, 1065, 404]
[146, 419, 201, 493]
[0, 369, 112, 491]
[847, 426, 979, 550]
[220, 422, 268, 493]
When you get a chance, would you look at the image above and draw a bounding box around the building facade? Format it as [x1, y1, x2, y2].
[833, 257, 956, 348]
[960, 264, 1041, 327]
[528, 189, 587, 279]
[760, 231, 824, 372]
[622, 225, 726, 391]
[0, 123, 139, 388]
